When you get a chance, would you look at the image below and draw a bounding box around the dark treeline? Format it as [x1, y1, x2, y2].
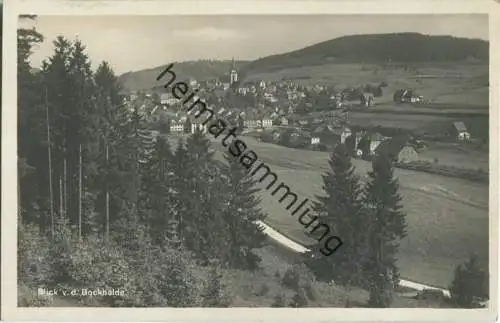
[246, 33, 488, 72]
[18, 17, 266, 307]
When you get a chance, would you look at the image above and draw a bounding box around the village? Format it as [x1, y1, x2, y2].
[123, 61, 476, 168]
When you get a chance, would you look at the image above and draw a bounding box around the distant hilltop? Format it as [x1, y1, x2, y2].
[118, 33, 488, 92]
[243, 33, 488, 73]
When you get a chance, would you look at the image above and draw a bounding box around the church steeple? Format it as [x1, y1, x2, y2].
[230, 57, 238, 84]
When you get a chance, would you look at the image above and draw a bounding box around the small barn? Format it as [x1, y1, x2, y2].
[375, 136, 419, 164]
[453, 121, 471, 142]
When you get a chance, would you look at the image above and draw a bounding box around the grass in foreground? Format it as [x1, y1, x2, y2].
[18, 244, 452, 308]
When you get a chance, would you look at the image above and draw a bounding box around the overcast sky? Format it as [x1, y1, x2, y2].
[20, 14, 488, 75]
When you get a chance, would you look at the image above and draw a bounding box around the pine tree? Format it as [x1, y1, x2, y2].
[17, 17, 46, 227]
[309, 144, 366, 287]
[141, 136, 175, 244]
[182, 129, 220, 258]
[450, 254, 488, 308]
[219, 151, 267, 270]
[171, 138, 190, 243]
[362, 154, 407, 307]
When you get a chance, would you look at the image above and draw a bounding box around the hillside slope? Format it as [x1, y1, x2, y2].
[244, 33, 488, 73]
[118, 60, 249, 92]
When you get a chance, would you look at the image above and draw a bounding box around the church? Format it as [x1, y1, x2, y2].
[230, 57, 239, 85]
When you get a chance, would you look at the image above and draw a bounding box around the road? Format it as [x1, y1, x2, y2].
[255, 220, 452, 298]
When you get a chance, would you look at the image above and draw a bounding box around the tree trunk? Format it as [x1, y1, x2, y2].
[45, 87, 55, 237]
[105, 142, 110, 242]
[78, 143, 83, 240]
[59, 177, 63, 219]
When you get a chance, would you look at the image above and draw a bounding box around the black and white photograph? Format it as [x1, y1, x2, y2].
[2, 0, 498, 321]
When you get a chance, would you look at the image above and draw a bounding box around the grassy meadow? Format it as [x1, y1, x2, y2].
[206, 136, 489, 289]
[245, 62, 488, 106]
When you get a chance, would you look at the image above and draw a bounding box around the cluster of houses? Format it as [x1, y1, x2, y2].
[261, 124, 421, 164]
[121, 62, 472, 152]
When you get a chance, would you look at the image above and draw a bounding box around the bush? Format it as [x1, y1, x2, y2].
[18, 223, 52, 287]
[281, 264, 316, 299]
[18, 284, 53, 307]
[256, 283, 270, 296]
[450, 255, 488, 308]
[289, 288, 309, 307]
[271, 293, 287, 307]
[202, 265, 231, 307]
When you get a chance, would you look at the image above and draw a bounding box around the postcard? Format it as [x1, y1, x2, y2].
[2, 0, 498, 321]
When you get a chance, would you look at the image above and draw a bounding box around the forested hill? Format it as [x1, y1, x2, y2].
[244, 33, 489, 73]
[118, 60, 249, 92]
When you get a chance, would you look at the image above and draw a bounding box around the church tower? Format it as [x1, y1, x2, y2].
[230, 57, 238, 85]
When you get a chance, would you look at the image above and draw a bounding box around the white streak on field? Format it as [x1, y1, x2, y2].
[255, 220, 451, 298]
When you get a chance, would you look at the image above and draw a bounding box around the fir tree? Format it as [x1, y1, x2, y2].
[362, 154, 407, 307]
[219, 151, 267, 270]
[140, 136, 175, 244]
[309, 144, 366, 287]
[450, 254, 488, 308]
[17, 17, 46, 227]
[183, 129, 220, 258]
[171, 138, 190, 243]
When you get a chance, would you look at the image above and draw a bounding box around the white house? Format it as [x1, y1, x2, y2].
[160, 93, 169, 105]
[311, 137, 320, 145]
[262, 119, 273, 128]
[191, 123, 208, 134]
[170, 122, 184, 133]
[244, 119, 261, 129]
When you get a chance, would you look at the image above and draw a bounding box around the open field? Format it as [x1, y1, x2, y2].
[245, 62, 488, 106]
[204, 136, 489, 289]
[417, 142, 489, 171]
[346, 111, 489, 140]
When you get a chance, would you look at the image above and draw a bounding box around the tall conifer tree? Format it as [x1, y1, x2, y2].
[309, 144, 366, 287]
[362, 154, 407, 307]
[220, 151, 267, 270]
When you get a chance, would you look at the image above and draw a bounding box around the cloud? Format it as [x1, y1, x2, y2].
[171, 27, 246, 41]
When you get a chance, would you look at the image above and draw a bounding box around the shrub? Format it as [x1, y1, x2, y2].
[18, 284, 53, 307]
[289, 288, 309, 307]
[281, 264, 316, 299]
[18, 223, 52, 286]
[271, 293, 287, 307]
[256, 283, 270, 296]
[450, 254, 488, 308]
[202, 264, 231, 307]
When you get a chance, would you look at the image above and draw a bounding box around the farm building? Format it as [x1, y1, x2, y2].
[340, 127, 352, 144]
[393, 89, 424, 104]
[312, 125, 341, 146]
[452, 121, 471, 141]
[375, 136, 419, 163]
[357, 132, 386, 158]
